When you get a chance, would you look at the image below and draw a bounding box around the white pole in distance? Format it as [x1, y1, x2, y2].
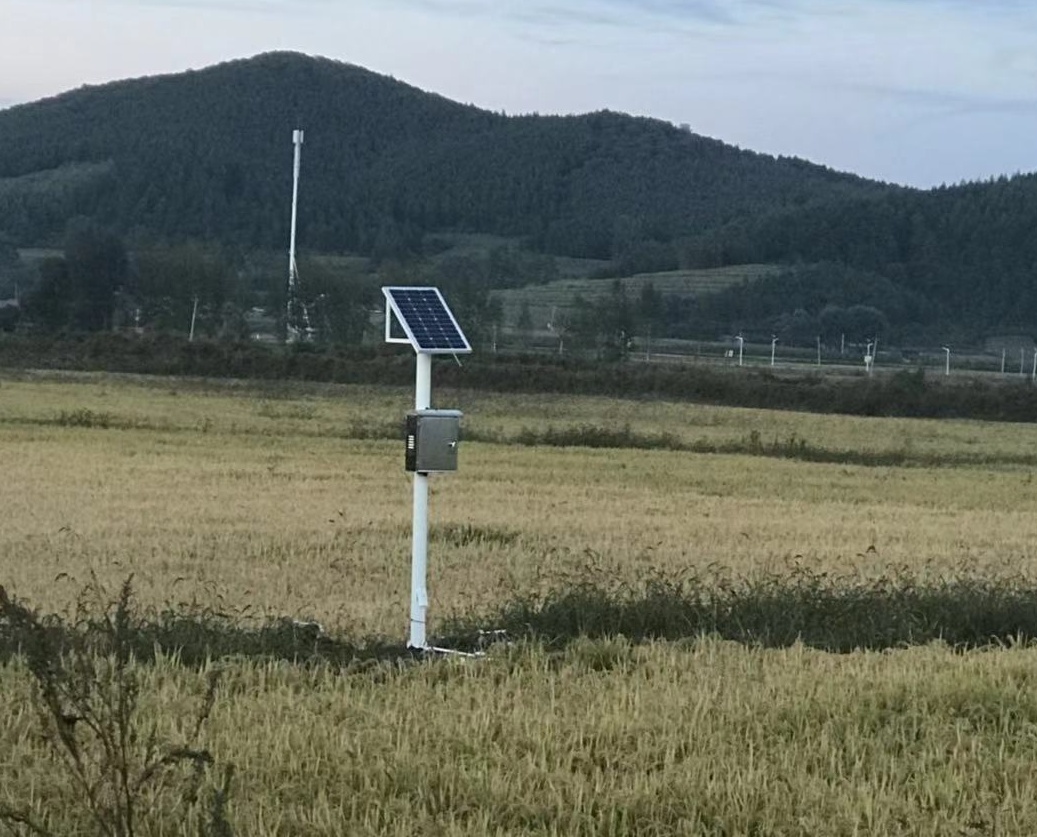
[286, 129, 304, 342]
[409, 352, 433, 649]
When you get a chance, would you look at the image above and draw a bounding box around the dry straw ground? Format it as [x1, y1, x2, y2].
[3, 370, 1037, 834]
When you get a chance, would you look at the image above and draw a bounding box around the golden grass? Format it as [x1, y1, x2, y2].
[2, 371, 1037, 634]
[7, 641, 1037, 835]
[202, 640, 1037, 835]
[4, 370, 1037, 834]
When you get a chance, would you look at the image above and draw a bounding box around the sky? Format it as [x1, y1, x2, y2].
[2, 0, 1036, 188]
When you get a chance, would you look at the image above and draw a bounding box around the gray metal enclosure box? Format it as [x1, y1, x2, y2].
[405, 409, 463, 473]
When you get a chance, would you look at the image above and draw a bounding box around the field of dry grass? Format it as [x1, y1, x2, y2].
[2, 371, 1036, 630]
[3, 370, 1037, 834]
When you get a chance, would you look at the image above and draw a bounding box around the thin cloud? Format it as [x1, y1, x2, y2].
[386, 0, 740, 28]
[116, 0, 331, 12]
[594, 0, 737, 24]
[857, 83, 1037, 124]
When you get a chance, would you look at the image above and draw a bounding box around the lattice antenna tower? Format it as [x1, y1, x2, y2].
[285, 129, 312, 343]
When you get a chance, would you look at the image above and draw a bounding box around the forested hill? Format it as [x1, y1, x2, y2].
[673, 172, 1037, 338]
[0, 51, 885, 259]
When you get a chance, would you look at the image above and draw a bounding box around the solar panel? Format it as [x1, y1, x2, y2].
[382, 286, 472, 354]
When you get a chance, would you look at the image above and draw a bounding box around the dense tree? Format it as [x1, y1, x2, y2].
[63, 220, 129, 331]
[292, 257, 379, 345]
[25, 257, 73, 331]
[676, 176, 1037, 336]
[0, 234, 29, 308]
[0, 52, 882, 264]
[25, 221, 128, 332]
[569, 280, 634, 359]
[135, 242, 236, 336]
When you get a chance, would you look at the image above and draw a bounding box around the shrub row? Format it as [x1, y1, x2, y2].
[6, 566, 1037, 668]
[443, 564, 1037, 654]
[468, 424, 1037, 469]
[3, 333, 1037, 421]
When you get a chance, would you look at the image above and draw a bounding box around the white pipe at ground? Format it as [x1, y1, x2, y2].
[410, 474, 429, 649]
[409, 352, 433, 649]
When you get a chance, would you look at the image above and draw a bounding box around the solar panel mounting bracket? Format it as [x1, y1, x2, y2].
[382, 286, 472, 355]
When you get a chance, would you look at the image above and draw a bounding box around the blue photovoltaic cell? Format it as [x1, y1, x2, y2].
[384, 287, 471, 353]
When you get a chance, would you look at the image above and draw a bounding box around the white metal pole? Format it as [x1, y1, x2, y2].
[409, 352, 433, 649]
[943, 347, 950, 376]
[189, 296, 198, 342]
[415, 351, 431, 410]
[410, 475, 429, 649]
[286, 129, 304, 342]
[770, 336, 777, 367]
[737, 335, 744, 366]
[1032, 349, 1037, 383]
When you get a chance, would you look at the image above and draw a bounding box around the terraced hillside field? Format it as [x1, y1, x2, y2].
[494, 263, 780, 332]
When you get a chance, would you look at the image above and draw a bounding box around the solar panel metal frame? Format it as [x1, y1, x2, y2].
[382, 286, 472, 354]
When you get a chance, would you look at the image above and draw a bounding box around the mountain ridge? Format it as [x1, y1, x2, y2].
[0, 51, 887, 258]
[1, 51, 1034, 342]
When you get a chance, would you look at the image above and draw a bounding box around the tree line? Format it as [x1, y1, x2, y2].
[669, 175, 1037, 341]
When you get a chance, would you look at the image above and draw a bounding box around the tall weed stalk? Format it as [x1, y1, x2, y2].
[0, 578, 234, 837]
